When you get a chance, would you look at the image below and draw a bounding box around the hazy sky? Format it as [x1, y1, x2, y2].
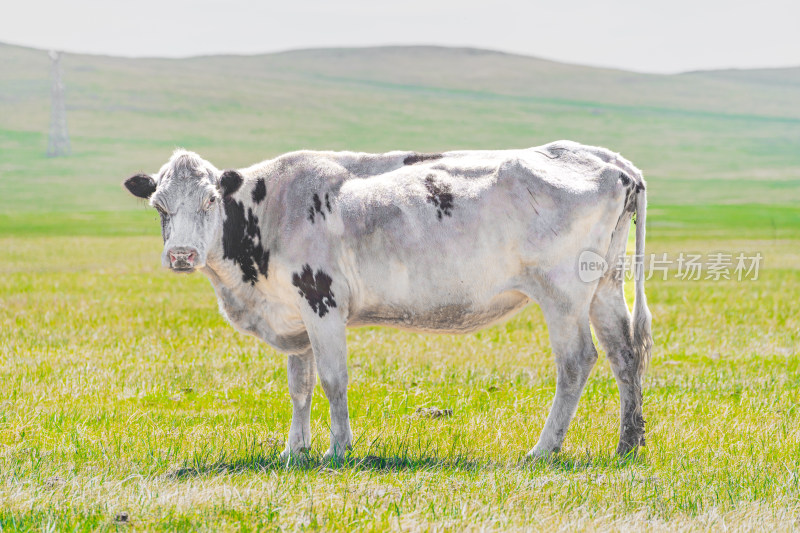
[3, 0, 799, 73]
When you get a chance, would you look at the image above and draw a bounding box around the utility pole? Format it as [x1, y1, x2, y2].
[47, 50, 71, 157]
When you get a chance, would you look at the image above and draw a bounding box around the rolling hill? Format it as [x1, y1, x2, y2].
[1, 42, 798, 212]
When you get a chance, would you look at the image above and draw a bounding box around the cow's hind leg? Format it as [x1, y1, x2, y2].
[281, 348, 316, 461]
[528, 305, 598, 458]
[590, 276, 645, 456]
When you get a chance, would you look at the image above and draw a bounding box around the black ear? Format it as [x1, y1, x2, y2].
[124, 174, 157, 199]
[219, 170, 243, 197]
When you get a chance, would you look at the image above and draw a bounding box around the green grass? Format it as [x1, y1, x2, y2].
[0, 209, 157, 237]
[1, 207, 799, 530]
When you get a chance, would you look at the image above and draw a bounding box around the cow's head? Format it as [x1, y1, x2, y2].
[123, 150, 242, 273]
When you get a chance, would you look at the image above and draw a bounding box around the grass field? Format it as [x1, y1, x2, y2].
[1, 42, 799, 530]
[1, 206, 799, 531]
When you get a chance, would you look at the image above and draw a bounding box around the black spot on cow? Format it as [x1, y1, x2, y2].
[307, 193, 327, 224]
[424, 175, 454, 220]
[324, 193, 332, 213]
[617, 171, 644, 225]
[251, 178, 266, 203]
[313, 194, 325, 219]
[222, 197, 270, 285]
[404, 153, 443, 165]
[292, 265, 337, 318]
[219, 170, 243, 197]
[620, 171, 645, 193]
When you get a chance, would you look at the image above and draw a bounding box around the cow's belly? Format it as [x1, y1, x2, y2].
[348, 290, 530, 333]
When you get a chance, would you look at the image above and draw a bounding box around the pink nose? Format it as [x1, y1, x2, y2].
[168, 247, 198, 269]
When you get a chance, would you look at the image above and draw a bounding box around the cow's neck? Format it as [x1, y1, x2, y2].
[198, 202, 303, 346]
[202, 196, 276, 292]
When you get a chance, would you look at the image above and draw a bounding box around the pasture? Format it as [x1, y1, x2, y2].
[1, 43, 799, 530]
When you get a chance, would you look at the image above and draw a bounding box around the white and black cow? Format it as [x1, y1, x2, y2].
[123, 140, 652, 460]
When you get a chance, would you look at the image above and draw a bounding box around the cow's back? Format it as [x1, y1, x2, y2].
[297, 142, 631, 333]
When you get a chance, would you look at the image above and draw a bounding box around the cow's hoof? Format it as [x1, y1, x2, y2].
[617, 428, 645, 458]
[525, 444, 560, 462]
[322, 444, 352, 463]
[617, 415, 646, 457]
[280, 446, 311, 463]
[615, 440, 640, 459]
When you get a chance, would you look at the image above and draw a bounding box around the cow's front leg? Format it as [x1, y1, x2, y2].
[281, 348, 316, 461]
[301, 312, 352, 461]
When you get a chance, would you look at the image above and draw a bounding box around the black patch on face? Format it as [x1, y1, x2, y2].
[307, 193, 327, 224]
[424, 175, 454, 220]
[124, 174, 157, 199]
[219, 170, 244, 197]
[222, 197, 270, 285]
[292, 265, 337, 318]
[404, 153, 443, 165]
[251, 178, 266, 203]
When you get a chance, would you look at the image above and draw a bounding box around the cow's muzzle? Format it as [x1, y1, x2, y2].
[168, 246, 199, 272]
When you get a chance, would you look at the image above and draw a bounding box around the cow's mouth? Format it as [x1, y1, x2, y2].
[170, 263, 196, 273]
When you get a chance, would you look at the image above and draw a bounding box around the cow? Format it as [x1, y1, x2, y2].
[123, 140, 652, 461]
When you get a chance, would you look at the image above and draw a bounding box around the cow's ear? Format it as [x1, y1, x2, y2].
[124, 174, 157, 199]
[218, 170, 243, 197]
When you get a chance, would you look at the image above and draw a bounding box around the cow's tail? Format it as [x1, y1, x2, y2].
[583, 144, 653, 376]
[632, 185, 653, 376]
